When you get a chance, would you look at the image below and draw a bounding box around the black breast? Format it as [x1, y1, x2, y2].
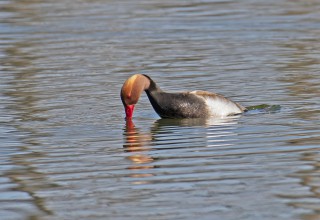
[145, 91, 208, 118]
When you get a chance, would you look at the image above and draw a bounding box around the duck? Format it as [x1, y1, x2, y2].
[120, 74, 246, 119]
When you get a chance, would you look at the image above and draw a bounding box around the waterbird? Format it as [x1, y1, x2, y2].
[120, 74, 246, 119]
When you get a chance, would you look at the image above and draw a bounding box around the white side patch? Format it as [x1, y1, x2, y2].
[190, 90, 243, 117]
[203, 96, 243, 117]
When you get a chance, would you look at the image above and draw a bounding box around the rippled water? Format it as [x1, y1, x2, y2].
[1, 0, 320, 219]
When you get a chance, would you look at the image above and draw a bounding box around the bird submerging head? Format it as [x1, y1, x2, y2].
[120, 74, 247, 119]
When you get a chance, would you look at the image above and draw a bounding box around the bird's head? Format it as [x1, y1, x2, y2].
[120, 74, 150, 119]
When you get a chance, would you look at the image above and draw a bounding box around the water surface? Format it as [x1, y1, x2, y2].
[0, 0, 320, 219]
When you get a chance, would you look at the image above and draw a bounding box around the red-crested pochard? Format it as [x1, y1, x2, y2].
[120, 74, 246, 119]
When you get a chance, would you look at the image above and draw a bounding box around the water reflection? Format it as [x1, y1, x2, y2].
[276, 31, 320, 121]
[123, 119, 155, 181]
[0, 0, 52, 215]
[292, 152, 320, 220]
[2, 38, 53, 217]
[276, 34, 320, 219]
[153, 116, 240, 128]
[123, 116, 241, 184]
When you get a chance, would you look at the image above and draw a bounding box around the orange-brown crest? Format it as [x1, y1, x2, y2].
[120, 74, 150, 106]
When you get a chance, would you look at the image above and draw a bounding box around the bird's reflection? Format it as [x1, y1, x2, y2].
[123, 116, 240, 183]
[123, 119, 155, 180]
[152, 116, 240, 129]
